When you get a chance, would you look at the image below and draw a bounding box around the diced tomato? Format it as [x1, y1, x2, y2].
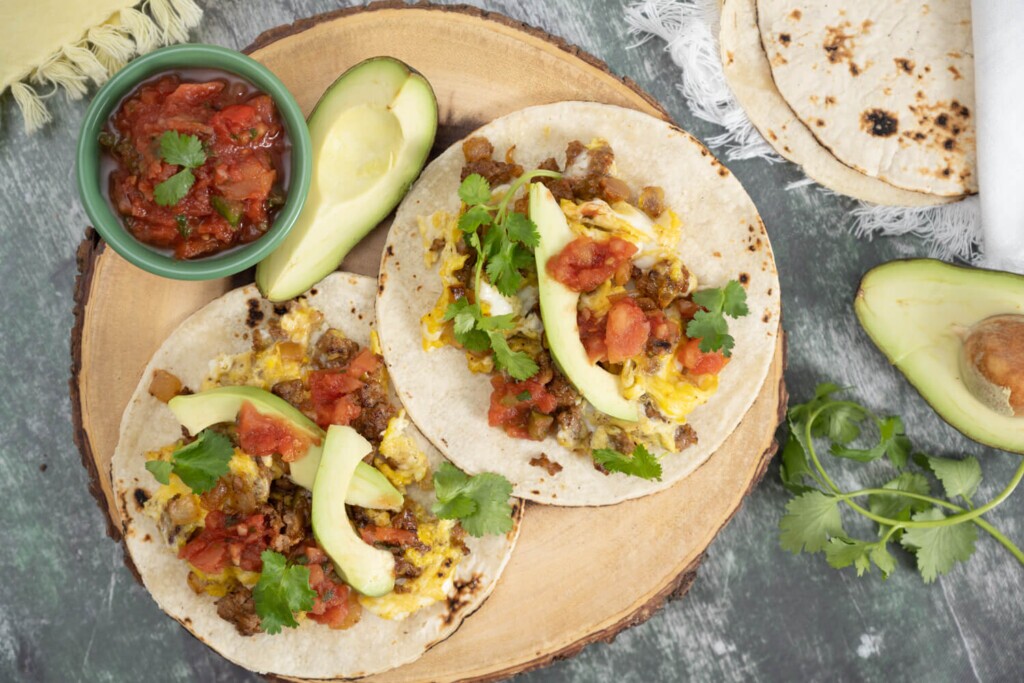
[488, 376, 557, 440]
[360, 525, 420, 547]
[303, 546, 361, 630]
[646, 310, 681, 349]
[345, 348, 380, 379]
[605, 298, 650, 363]
[308, 370, 364, 428]
[179, 510, 275, 574]
[236, 401, 314, 462]
[677, 337, 730, 376]
[210, 103, 258, 139]
[546, 236, 638, 292]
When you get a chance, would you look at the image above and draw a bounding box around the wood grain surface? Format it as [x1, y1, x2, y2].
[1, 1, 1022, 682]
[70, 6, 784, 680]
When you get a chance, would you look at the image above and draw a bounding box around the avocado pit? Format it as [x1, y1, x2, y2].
[959, 315, 1024, 417]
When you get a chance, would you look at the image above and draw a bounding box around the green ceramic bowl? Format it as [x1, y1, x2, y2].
[76, 44, 311, 280]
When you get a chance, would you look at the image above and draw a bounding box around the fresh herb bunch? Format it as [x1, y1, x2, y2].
[145, 429, 234, 494]
[432, 462, 515, 537]
[686, 281, 749, 356]
[154, 131, 207, 207]
[593, 444, 663, 481]
[780, 383, 1024, 582]
[444, 170, 561, 380]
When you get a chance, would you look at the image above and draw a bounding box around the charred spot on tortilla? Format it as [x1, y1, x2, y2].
[134, 488, 149, 508]
[386, 245, 395, 256]
[739, 273, 750, 285]
[823, 23, 856, 65]
[779, 33, 791, 46]
[816, 119, 825, 127]
[790, 9, 802, 20]
[245, 298, 264, 328]
[442, 575, 483, 626]
[861, 109, 898, 137]
[272, 304, 288, 316]
[895, 58, 915, 74]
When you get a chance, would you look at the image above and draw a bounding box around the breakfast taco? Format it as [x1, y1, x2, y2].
[111, 273, 522, 679]
[377, 102, 781, 506]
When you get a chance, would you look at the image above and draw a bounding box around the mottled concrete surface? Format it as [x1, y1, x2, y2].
[0, 1, 1021, 681]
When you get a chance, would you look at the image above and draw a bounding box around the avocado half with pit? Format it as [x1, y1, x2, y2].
[855, 259, 1024, 453]
[530, 183, 638, 422]
[168, 386, 403, 509]
[312, 425, 396, 597]
[256, 57, 437, 301]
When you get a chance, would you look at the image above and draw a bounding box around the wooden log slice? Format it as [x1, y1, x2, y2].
[70, 3, 787, 680]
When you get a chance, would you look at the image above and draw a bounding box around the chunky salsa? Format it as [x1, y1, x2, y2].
[103, 70, 289, 259]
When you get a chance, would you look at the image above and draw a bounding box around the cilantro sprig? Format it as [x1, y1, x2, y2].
[593, 444, 663, 481]
[443, 298, 538, 379]
[686, 281, 749, 356]
[780, 383, 1024, 583]
[153, 131, 207, 207]
[431, 462, 515, 537]
[253, 551, 317, 634]
[145, 429, 233, 494]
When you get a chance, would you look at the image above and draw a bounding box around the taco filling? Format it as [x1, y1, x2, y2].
[418, 136, 750, 475]
[140, 300, 502, 635]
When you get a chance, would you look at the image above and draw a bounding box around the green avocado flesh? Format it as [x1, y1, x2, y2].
[167, 386, 403, 509]
[312, 425, 396, 597]
[256, 56, 438, 301]
[530, 183, 638, 422]
[855, 259, 1024, 453]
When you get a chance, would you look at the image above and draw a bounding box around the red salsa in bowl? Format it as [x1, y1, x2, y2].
[101, 69, 290, 259]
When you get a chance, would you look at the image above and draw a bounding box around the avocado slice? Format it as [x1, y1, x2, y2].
[855, 259, 1024, 453]
[168, 386, 403, 509]
[256, 57, 437, 301]
[530, 183, 638, 422]
[312, 425, 396, 597]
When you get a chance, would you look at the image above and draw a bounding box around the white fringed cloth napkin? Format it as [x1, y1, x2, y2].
[0, 0, 202, 135]
[626, 0, 1023, 273]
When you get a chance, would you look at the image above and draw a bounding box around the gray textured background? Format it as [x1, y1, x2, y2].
[0, 1, 1021, 681]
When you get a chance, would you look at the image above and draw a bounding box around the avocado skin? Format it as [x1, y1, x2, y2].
[312, 425, 396, 597]
[854, 258, 1024, 454]
[256, 56, 438, 301]
[168, 386, 403, 508]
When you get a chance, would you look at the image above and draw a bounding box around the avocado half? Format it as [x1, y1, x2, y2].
[530, 183, 638, 422]
[256, 56, 438, 301]
[168, 386, 403, 509]
[854, 259, 1024, 453]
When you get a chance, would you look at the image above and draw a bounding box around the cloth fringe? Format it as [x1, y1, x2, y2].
[7, 0, 203, 134]
[625, 0, 985, 265]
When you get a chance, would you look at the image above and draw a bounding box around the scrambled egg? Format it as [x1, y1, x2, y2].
[359, 509, 463, 620]
[421, 211, 468, 350]
[621, 356, 719, 424]
[375, 412, 429, 494]
[205, 302, 322, 390]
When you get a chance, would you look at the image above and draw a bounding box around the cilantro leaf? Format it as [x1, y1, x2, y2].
[485, 244, 524, 296]
[900, 508, 978, 583]
[488, 332, 538, 380]
[830, 415, 910, 466]
[824, 538, 874, 576]
[145, 460, 172, 485]
[869, 543, 897, 578]
[868, 472, 932, 524]
[779, 490, 844, 554]
[432, 462, 515, 537]
[721, 280, 749, 318]
[253, 551, 317, 634]
[925, 455, 982, 505]
[686, 310, 731, 355]
[167, 429, 234, 494]
[592, 444, 663, 481]
[505, 212, 539, 247]
[159, 130, 206, 168]
[458, 205, 493, 233]
[779, 437, 815, 493]
[458, 174, 492, 205]
[153, 169, 195, 207]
